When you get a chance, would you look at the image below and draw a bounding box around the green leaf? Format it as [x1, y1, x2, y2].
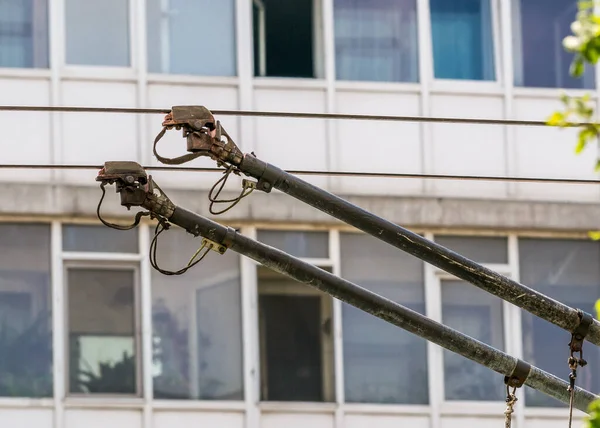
[595, 158, 600, 172]
[547, 111, 566, 126]
[588, 231, 600, 240]
[571, 57, 586, 77]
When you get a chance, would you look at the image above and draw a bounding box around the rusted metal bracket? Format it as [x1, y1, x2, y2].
[504, 359, 531, 389]
[569, 310, 593, 355]
[160, 105, 244, 167]
[201, 237, 228, 255]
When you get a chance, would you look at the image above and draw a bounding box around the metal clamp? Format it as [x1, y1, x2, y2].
[202, 237, 228, 255]
[223, 226, 237, 248]
[256, 163, 281, 193]
[504, 359, 531, 389]
[569, 309, 593, 354]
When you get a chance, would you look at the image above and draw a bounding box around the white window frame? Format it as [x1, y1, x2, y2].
[252, 226, 336, 406]
[426, 0, 504, 93]
[60, 0, 137, 79]
[252, 0, 326, 81]
[62, 260, 143, 399]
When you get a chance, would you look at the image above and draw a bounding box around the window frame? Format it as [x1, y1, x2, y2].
[510, 0, 596, 92]
[251, 0, 326, 80]
[61, 0, 136, 74]
[62, 260, 143, 399]
[0, 0, 50, 71]
[427, 0, 503, 91]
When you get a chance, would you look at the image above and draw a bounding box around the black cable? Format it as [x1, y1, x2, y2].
[1, 163, 599, 185]
[0, 104, 586, 127]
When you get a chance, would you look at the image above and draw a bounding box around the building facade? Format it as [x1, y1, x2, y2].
[1, 1, 599, 428]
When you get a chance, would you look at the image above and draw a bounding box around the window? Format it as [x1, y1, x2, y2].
[146, 0, 236, 76]
[434, 236, 508, 264]
[340, 232, 428, 404]
[252, 0, 322, 78]
[65, 0, 130, 67]
[519, 239, 600, 407]
[63, 224, 138, 253]
[258, 267, 334, 402]
[0, 223, 52, 398]
[67, 267, 139, 395]
[257, 230, 329, 259]
[334, 0, 418, 83]
[151, 228, 243, 400]
[513, 0, 595, 89]
[441, 280, 504, 401]
[429, 0, 495, 81]
[0, 0, 48, 68]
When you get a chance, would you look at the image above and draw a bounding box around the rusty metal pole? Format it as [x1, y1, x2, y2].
[163, 205, 598, 412]
[236, 155, 600, 347]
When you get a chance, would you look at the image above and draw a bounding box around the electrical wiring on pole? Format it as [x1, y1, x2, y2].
[93, 160, 598, 412]
[146, 105, 600, 348]
[3, 103, 600, 420]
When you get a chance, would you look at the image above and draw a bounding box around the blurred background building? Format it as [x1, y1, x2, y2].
[0, 0, 599, 428]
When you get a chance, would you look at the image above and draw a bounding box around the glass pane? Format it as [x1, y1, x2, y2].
[68, 268, 137, 395]
[0, 0, 49, 68]
[252, 0, 316, 78]
[514, 0, 595, 89]
[430, 0, 495, 80]
[334, 0, 418, 83]
[0, 223, 52, 398]
[442, 280, 504, 401]
[62, 224, 138, 253]
[257, 230, 329, 259]
[519, 239, 600, 407]
[65, 0, 130, 66]
[258, 267, 334, 402]
[146, 0, 236, 76]
[340, 232, 428, 404]
[151, 228, 243, 400]
[434, 236, 508, 264]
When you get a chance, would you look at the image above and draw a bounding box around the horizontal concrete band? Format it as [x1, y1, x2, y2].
[2, 183, 600, 231]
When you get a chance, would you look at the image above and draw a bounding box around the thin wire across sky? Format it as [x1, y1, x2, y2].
[0, 104, 586, 127]
[1, 104, 597, 185]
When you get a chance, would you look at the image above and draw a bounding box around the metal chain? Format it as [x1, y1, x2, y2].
[504, 386, 518, 428]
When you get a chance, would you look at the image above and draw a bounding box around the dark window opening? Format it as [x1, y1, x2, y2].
[252, 0, 316, 78]
[258, 267, 334, 402]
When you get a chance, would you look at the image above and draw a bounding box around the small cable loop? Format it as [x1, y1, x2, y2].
[208, 166, 255, 215]
[153, 126, 203, 165]
[148, 221, 211, 276]
[96, 183, 149, 230]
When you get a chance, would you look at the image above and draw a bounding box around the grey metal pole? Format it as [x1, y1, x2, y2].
[162, 204, 598, 412]
[238, 154, 600, 347]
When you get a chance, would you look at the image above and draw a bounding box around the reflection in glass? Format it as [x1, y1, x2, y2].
[67, 268, 137, 394]
[65, 0, 130, 66]
[520, 239, 600, 407]
[0, 0, 49, 68]
[0, 223, 52, 398]
[442, 280, 504, 401]
[146, 0, 236, 76]
[434, 236, 508, 264]
[334, 0, 419, 83]
[340, 233, 428, 404]
[62, 224, 138, 253]
[430, 0, 495, 80]
[513, 0, 595, 89]
[151, 228, 243, 400]
[257, 230, 329, 259]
